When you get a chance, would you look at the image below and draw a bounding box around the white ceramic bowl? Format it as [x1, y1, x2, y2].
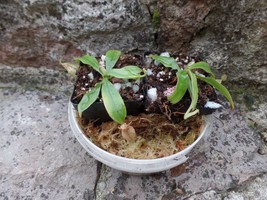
[68, 102, 211, 174]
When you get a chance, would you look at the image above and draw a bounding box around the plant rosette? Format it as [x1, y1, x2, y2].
[144, 52, 234, 122]
[65, 50, 146, 124]
[61, 50, 234, 174]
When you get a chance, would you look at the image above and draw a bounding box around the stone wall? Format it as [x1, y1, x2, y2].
[158, 0, 266, 86]
[0, 0, 155, 68]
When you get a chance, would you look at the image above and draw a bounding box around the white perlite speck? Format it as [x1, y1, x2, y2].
[160, 52, 170, 57]
[125, 82, 132, 87]
[101, 55, 106, 62]
[147, 88, 157, 102]
[132, 85, 139, 93]
[88, 72, 94, 80]
[204, 101, 223, 109]
[147, 69, 153, 76]
[99, 55, 106, 67]
[135, 79, 141, 85]
[113, 83, 122, 91]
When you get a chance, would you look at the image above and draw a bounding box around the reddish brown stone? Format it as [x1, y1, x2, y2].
[0, 28, 83, 68]
[157, 0, 216, 53]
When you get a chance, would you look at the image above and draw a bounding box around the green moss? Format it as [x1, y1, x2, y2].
[243, 94, 255, 110]
[152, 8, 160, 30]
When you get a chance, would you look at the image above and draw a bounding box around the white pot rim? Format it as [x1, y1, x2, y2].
[68, 101, 211, 173]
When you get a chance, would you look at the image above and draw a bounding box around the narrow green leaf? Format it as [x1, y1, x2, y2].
[105, 50, 121, 71]
[101, 78, 126, 124]
[188, 61, 215, 77]
[76, 55, 102, 75]
[188, 71, 199, 110]
[108, 66, 145, 79]
[184, 71, 199, 119]
[196, 76, 235, 109]
[168, 70, 189, 104]
[78, 83, 102, 116]
[150, 55, 179, 70]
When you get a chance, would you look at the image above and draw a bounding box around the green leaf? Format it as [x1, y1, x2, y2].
[196, 76, 235, 110]
[105, 50, 121, 71]
[184, 71, 199, 119]
[150, 55, 179, 70]
[76, 55, 102, 75]
[78, 83, 102, 116]
[168, 70, 189, 104]
[108, 66, 145, 79]
[188, 61, 215, 77]
[101, 78, 126, 124]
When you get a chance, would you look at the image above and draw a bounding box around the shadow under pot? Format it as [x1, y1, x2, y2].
[71, 95, 145, 124]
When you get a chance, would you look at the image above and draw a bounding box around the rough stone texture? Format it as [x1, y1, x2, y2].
[157, 0, 216, 53]
[187, 190, 222, 200]
[246, 103, 267, 131]
[0, 64, 74, 94]
[189, 1, 267, 98]
[0, 0, 154, 68]
[224, 174, 267, 200]
[0, 66, 97, 199]
[188, 174, 267, 200]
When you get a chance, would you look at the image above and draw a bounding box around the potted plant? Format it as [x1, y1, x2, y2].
[69, 50, 145, 124]
[61, 50, 234, 174]
[145, 53, 234, 120]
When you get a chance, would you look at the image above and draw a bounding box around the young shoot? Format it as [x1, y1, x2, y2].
[150, 54, 234, 119]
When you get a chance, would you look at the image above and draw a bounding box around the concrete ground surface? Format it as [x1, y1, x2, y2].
[0, 65, 267, 200]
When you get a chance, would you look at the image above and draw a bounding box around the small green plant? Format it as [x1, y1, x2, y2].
[74, 50, 145, 124]
[150, 55, 234, 119]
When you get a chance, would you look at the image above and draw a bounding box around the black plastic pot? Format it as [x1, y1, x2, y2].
[71, 97, 144, 124]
